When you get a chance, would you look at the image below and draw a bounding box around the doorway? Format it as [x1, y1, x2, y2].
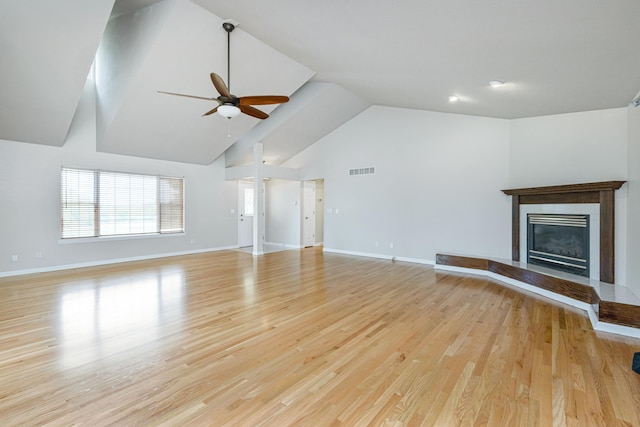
[302, 181, 315, 247]
[238, 181, 254, 248]
[302, 180, 324, 248]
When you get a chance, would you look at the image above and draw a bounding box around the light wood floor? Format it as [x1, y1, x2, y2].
[1, 248, 639, 426]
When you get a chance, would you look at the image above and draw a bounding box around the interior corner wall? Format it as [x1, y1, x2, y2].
[95, 0, 173, 143]
[0, 75, 237, 276]
[284, 106, 512, 262]
[265, 179, 301, 247]
[626, 105, 640, 296]
[509, 108, 629, 285]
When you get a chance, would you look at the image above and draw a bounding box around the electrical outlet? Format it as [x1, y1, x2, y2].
[11, 254, 18, 261]
[390, 242, 394, 249]
[36, 251, 43, 259]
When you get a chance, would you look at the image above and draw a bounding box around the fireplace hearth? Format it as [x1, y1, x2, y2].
[527, 214, 589, 277]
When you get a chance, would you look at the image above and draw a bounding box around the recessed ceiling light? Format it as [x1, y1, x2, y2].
[489, 80, 505, 88]
[448, 96, 459, 102]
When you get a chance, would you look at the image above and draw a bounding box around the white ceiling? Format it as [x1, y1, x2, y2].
[2, 0, 640, 165]
[192, 0, 640, 118]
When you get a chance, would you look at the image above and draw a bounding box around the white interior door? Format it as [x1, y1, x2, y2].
[302, 181, 316, 247]
[238, 181, 254, 247]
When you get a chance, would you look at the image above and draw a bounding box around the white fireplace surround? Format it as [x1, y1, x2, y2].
[520, 204, 600, 280]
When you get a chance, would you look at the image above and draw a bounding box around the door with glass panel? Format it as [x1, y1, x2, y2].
[238, 181, 254, 247]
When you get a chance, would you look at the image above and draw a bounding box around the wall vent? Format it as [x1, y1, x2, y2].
[349, 167, 375, 176]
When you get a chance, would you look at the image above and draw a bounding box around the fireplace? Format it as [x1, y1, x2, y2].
[502, 181, 625, 283]
[527, 214, 590, 277]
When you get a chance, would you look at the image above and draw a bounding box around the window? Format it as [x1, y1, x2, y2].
[244, 188, 254, 216]
[61, 168, 184, 239]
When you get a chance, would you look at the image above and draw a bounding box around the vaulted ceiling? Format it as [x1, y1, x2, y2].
[2, 0, 640, 165]
[0, 1, 114, 146]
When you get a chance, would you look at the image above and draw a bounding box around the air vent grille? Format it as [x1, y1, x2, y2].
[349, 167, 375, 176]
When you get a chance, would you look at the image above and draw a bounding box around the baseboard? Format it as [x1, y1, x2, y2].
[396, 256, 435, 265]
[0, 245, 239, 278]
[264, 242, 303, 249]
[322, 248, 434, 265]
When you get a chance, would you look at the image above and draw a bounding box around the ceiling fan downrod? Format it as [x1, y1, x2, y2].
[222, 22, 235, 93]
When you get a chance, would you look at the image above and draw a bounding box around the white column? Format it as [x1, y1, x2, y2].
[252, 143, 265, 255]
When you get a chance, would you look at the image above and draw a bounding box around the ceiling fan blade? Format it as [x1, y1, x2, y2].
[202, 106, 219, 116]
[239, 105, 269, 120]
[157, 91, 216, 101]
[238, 95, 289, 106]
[210, 73, 232, 98]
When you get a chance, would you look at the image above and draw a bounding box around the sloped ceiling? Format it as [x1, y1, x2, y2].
[0, 0, 115, 146]
[224, 82, 370, 167]
[260, 84, 371, 166]
[96, 0, 314, 164]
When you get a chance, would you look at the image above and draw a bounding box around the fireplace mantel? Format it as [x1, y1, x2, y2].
[501, 181, 626, 283]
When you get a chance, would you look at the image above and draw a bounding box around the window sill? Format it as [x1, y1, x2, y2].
[58, 232, 186, 244]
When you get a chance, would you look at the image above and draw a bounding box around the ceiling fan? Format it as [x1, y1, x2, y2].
[158, 22, 289, 120]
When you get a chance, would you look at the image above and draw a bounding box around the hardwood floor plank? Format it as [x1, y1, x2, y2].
[1, 248, 639, 426]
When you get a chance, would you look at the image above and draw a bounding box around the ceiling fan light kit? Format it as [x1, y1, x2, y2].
[217, 104, 241, 118]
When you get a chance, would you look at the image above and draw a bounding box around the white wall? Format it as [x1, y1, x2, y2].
[510, 108, 629, 285]
[509, 108, 628, 187]
[0, 79, 237, 276]
[265, 179, 301, 247]
[627, 105, 640, 296]
[285, 106, 512, 263]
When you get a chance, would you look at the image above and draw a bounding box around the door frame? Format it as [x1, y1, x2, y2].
[302, 180, 316, 248]
[237, 181, 254, 247]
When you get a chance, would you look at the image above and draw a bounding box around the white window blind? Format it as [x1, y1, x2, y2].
[160, 176, 184, 233]
[61, 168, 96, 239]
[99, 171, 158, 236]
[61, 168, 184, 239]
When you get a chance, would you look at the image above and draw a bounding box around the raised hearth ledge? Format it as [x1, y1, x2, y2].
[435, 253, 640, 339]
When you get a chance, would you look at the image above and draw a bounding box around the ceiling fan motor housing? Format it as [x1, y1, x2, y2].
[219, 97, 239, 106]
